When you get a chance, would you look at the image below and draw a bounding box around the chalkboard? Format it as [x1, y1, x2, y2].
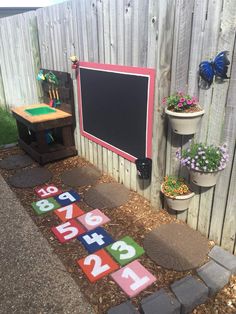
[77, 62, 155, 162]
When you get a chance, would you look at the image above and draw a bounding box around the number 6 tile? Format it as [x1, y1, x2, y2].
[111, 260, 156, 297]
[77, 209, 110, 230]
[77, 249, 119, 283]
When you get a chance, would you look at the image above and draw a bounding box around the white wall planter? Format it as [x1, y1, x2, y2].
[161, 184, 195, 211]
[189, 169, 221, 187]
[165, 108, 205, 135]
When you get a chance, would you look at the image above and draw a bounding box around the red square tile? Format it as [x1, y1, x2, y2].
[54, 203, 84, 222]
[34, 184, 62, 198]
[51, 219, 86, 243]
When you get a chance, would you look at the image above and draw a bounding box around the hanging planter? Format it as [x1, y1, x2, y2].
[163, 92, 204, 135]
[177, 141, 229, 187]
[165, 108, 205, 135]
[161, 176, 194, 211]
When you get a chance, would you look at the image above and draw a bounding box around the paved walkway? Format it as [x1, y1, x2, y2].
[0, 174, 95, 314]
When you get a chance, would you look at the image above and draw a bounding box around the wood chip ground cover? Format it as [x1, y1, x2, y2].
[0, 146, 235, 313]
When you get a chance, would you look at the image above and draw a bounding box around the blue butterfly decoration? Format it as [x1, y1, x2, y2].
[199, 51, 230, 89]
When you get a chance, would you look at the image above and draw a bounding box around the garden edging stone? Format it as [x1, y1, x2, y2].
[208, 245, 236, 275]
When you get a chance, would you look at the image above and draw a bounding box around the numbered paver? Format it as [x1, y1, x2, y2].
[51, 219, 86, 243]
[78, 227, 114, 253]
[77, 249, 119, 283]
[54, 203, 85, 222]
[77, 209, 110, 231]
[31, 197, 61, 215]
[34, 184, 62, 199]
[106, 236, 145, 266]
[111, 260, 156, 298]
[55, 190, 81, 206]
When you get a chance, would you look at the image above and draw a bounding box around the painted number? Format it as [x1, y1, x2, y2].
[32, 197, 60, 215]
[77, 227, 114, 253]
[55, 190, 81, 206]
[84, 254, 110, 277]
[106, 236, 145, 266]
[51, 219, 85, 243]
[83, 233, 104, 246]
[111, 241, 136, 260]
[54, 204, 84, 222]
[77, 249, 119, 283]
[35, 184, 61, 198]
[85, 212, 103, 226]
[122, 267, 149, 291]
[77, 209, 110, 231]
[111, 260, 156, 297]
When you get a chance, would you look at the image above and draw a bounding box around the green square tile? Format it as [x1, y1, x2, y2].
[106, 236, 145, 266]
[31, 197, 61, 215]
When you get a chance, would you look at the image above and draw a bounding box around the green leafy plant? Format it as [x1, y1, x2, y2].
[176, 141, 229, 172]
[162, 91, 200, 112]
[161, 176, 191, 198]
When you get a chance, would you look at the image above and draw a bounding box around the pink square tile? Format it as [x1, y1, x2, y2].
[77, 209, 110, 230]
[111, 260, 156, 297]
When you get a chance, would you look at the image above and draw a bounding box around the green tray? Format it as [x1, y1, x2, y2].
[24, 106, 56, 116]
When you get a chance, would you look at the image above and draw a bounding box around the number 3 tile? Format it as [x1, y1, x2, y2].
[77, 249, 119, 283]
[111, 260, 156, 297]
[106, 236, 145, 266]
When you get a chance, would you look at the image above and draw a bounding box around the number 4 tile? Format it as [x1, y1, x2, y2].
[106, 236, 145, 266]
[111, 260, 156, 298]
[77, 249, 119, 283]
[78, 227, 114, 253]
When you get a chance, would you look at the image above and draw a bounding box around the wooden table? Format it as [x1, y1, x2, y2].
[12, 104, 77, 165]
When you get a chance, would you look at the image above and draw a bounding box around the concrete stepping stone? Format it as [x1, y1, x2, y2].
[171, 275, 208, 314]
[61, 166, 101, 187]
[84, 183, 130, 209]
[197, 260, 231, 296]
[107, 301, 140, 314]
[140, 288, 181, 314]
[208, 245, 236, 275]
[8, 167, 52, 188]
[0, 154, 33, 170]
[143, 223, 209, 271]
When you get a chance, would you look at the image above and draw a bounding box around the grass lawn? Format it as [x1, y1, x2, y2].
[0, 107, 18, 145]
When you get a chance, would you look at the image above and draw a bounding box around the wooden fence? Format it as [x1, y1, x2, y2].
[0, 0, 235, 255]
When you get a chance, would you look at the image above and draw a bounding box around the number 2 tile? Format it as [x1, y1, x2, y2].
[77, 227, 114, 253]
[77, 249, 119, 283]
[111, 260, 156, 297]
[106, 236, 145, 266]
[77, 209, 110, 231]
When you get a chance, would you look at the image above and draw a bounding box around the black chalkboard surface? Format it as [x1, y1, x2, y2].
[78, 62, 155, 162]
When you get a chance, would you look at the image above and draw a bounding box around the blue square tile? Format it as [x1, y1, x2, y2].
[55, 190, 81, 206]
[78, 227, 114, 253]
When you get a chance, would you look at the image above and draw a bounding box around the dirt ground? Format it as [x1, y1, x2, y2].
[0, 146, 235, 314]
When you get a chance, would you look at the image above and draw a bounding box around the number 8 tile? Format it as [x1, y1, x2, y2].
[77, 249, 119, 283]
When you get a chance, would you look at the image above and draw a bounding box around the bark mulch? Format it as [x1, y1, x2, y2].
[0, 146, 235, 314]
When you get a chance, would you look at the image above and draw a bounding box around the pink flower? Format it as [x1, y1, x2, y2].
[178, 91, 184, 96]
[162, 97, 167, 104]
[180, 98, 185, 102]
[178, 103, 183, 108]
[192, 97, 198, 104]
[187, 99, 192, 105]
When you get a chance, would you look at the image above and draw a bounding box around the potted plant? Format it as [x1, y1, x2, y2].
[161, 176, 195, 211]
[163, 92, 205, 135]
[176, 141, 229, 187]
